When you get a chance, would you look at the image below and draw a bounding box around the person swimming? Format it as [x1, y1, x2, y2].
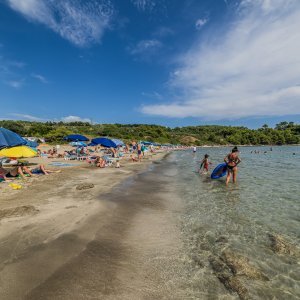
[224, 146, 241, 185]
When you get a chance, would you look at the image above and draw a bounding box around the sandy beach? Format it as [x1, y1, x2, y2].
[0, 150, 186, 299]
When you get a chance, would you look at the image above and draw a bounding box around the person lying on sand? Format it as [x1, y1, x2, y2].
[130, 155, 139, 162]
[0, 164, 28, 180]
[24, 165, 61, 176]
[0, 164, 61, 181]
[87, 156, 106, 168]
[95, 157, 106, 168]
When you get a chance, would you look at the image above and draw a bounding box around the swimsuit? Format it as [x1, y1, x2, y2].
[138, 150, 142, 155]
[6, 172, 18, 178]
[226, 154, 238, 170]
[31, 168, 43, 174]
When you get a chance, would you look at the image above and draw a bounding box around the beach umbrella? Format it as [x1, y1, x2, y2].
[0, 127, 26, 149]
[0, 145, 37, 158]
[88, 142, 97, 146]
[63, 134, 89, 142]
[91, 137, 124, 148]
[24, 139, 38, 148]
[141, 141, 152, 145]
[70, 141, 87, 147]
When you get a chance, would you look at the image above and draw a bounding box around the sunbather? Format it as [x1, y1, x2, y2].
[96, 157, 106, 168]
[130, 155, 138, 162]
[0, 164, 28, 180]
[24, 164, 61, 175]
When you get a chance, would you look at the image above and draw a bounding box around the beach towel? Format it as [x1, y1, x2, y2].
[49, 162, 75, 167]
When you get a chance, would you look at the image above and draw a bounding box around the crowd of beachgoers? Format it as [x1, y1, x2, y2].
[0, 140, 188, 191]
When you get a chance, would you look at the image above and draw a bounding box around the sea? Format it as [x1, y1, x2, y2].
[154, 146, 300, 299]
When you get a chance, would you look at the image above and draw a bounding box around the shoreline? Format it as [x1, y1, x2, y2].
[0, 151, 173, 299]
[197, 144, 300, 147]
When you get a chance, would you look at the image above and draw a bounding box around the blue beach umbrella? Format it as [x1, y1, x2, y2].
[88, 142, 97, 146]
[0, 127, 26, 150]
[24, 139, 38, 148]
[70, 141, 87, 147]
[63, 134, 89, 142]
[91, 137, 124, 148]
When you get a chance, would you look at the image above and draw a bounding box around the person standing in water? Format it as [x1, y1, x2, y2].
[224, 146, 241, 185]
[199, 154, 211, 174]
[192, 146, 197, 153]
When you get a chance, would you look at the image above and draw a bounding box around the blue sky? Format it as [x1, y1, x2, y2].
[0, 0, 299, 128]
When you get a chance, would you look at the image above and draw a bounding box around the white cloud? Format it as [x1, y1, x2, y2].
[130, 0, 156, 11]
[31, 73, 48, 83]
[142, 0, 300, 119]
[153, 27, 174, 38]
[6, 114, 92, 123]
[195, 18, 208, 30]
[129, 39, 162, 55]
[5, 79, 24, 89]
[142, 91, 163, 100]
[0, 54, 26, 88]
[61, 115, 92, 123]
[10, 113, 44, 121]
[7, 0, 113, 47]
[9, 61, 26, 68]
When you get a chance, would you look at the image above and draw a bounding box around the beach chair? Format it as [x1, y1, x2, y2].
[64, 153, 77, 160]
[102, 155, 113, 167]
[77, 155, 88, 161]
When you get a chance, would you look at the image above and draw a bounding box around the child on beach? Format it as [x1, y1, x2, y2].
[199, 154, 211, 174]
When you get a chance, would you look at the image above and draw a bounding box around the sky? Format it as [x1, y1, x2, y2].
[0, 0, 300, 128]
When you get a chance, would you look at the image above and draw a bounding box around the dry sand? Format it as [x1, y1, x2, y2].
[0, 150, 185, 299]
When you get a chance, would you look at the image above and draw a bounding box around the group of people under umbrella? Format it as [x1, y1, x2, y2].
[64, 134, 125, 149]
[0, 128, 157, 163]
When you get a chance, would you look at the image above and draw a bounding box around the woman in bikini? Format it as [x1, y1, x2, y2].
[224, 146, 241, 185]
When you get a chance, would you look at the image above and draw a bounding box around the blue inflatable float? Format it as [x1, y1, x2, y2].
[211, 163, 227, 179]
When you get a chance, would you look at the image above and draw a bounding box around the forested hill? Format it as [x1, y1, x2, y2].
[0, 120, 299, 146]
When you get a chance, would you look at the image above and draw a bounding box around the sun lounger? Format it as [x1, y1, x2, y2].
[102, 155, 114, 167]
[64, 154, 77, 160]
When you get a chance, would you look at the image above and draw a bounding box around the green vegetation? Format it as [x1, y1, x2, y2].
[0, 120, 299, 146]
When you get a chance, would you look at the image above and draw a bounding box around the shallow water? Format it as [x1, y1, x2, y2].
[167, 146, 300, 299]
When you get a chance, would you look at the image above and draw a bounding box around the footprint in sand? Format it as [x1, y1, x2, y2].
[0, 205, 39, 220]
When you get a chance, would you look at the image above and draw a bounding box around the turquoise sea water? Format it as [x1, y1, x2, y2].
[167, 146, 300, 299]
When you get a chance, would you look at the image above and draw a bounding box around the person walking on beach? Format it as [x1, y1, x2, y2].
[199, 154, 211, 174]
[224, 146, 241, 185]
[141, 144, 146, 157]
[137, 143, 142, 162]
[131, 141, 137, 153]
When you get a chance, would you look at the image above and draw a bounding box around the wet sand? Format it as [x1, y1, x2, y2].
[0, 152, 185, 299]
